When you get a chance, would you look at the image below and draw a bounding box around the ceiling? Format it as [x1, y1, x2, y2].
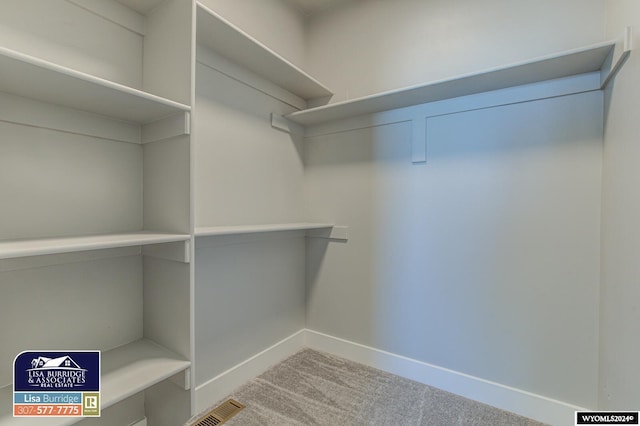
[116, 0, 163, 14]
[116, 0, 349, 17]
[285, 0, 350, 16]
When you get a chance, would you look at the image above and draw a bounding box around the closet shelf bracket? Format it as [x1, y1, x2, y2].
[168, 368, 191, 390]
[142, 240, 191, 263]
[142, 111, 191, 144]
[306, 226, 349, 241]
[601, 26, 633, 90]
[271, 113, 304, 135]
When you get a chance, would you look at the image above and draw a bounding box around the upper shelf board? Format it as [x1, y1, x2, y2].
[0, 232, 191, 260]
[196, 2, 333, 102]
[286, 40, 616, 126]
[195, 223, 334, 237]
[0, 46, 190, 124]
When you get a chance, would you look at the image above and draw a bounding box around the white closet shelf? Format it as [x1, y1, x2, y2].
[195, 223, 334, 237]
[0, 46, 190, 124]
[0, 232, 191, 260]
[0, 339, 189, 425]
[99, 339, 190, 409]
[286, 40, 616, 126]
[196, 2, 333, 102]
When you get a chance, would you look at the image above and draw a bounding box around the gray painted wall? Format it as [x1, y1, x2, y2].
[304, 91, 603, 408]
[306, 0, 605, 103]
[600, 0, 640, 410]
[193, 50, 307, 386]
[194, 233, 306, 386]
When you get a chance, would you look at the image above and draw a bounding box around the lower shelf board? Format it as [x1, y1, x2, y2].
[0, 339, 190, 425]
[100, 339, 190, 409]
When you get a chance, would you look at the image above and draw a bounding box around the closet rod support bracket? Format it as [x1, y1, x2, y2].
[411, 116, 427, 163]
[601, 26, 633, 90]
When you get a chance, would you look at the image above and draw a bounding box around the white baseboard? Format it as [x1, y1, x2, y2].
[194, 328, 585, 425]
[194, 329, 306, 412]
[305, 329, 586, 426]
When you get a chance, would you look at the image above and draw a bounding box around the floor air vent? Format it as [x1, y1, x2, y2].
[192, 399, 245, 426]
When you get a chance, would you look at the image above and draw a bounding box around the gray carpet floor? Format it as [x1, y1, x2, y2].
[189, 348, 547, 426]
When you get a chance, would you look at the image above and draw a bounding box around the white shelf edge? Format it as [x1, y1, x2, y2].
[195, 2, 333, 102]
[194, 223, 334, 237]
[0, 46, 191, 124]
[287, 40, 617, 126]
[0, 339, 189, 425]
[0, 232, 191, 260]
[100, 339, 190, 409]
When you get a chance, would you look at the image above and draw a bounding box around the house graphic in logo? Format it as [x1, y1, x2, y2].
[21, 354, 91, 389]
[30, 356, 84, 370]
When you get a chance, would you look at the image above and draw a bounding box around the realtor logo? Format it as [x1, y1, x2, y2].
[83, 393, 100, 416]
[14, 351, 100, 418]
[16, 352, 97, 391]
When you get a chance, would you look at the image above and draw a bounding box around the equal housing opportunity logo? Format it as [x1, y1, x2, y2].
[14, 351, 100, 418]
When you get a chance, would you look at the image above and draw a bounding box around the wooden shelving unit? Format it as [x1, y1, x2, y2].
[287, 41, 617, 126]
[0, 1, 194, 424]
